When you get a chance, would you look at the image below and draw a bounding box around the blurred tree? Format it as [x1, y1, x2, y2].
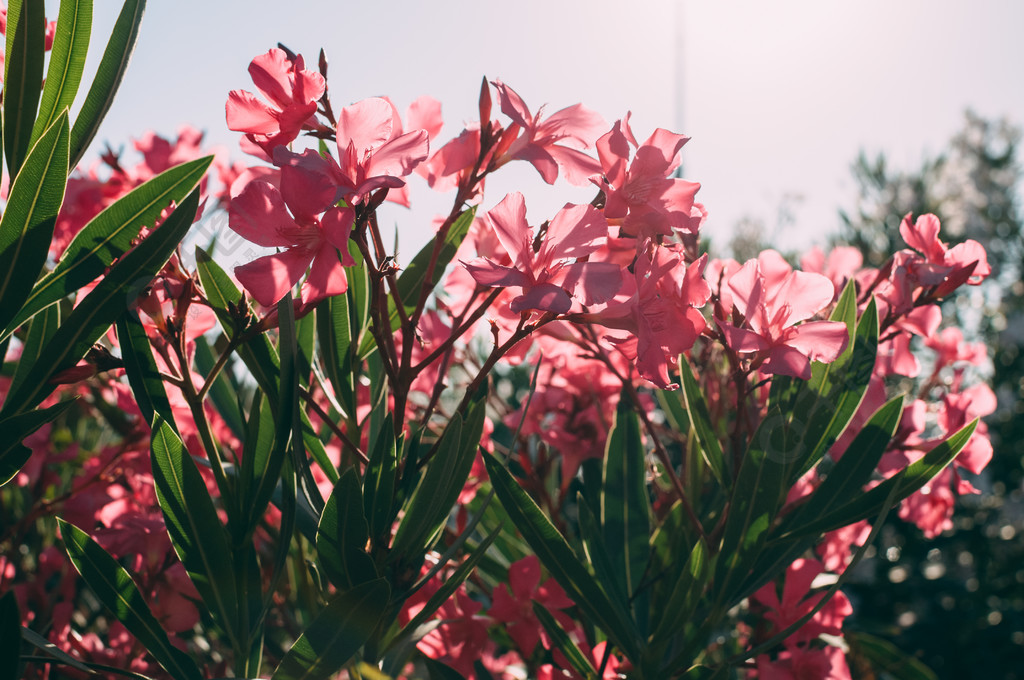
[837, 111, 1024, 679]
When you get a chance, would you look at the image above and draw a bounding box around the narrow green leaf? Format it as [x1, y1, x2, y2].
[0, 591, 20, 680]
[423, 657, 467, 680]
[679, 359, 728, 486]
[533, 602, 598, 680]
[846, 631, 938, 680]
[3, 0, 46, 177]
[192, 334, 245, 438]
[30, 0, 92, 149]
[150, 419, 240, 649]
[7, 302, 60, 400]
[363, 413, 398, 545]
[116, 311, 174, 428]
[19, 626, 94, 674]
[317, 467, 378, 591]
[315, 295, 355, 417]
[0, 188, 200, 417]
[576, 496, 632, 623]
[4, 155, 213, 339]
[0, 400, 77, 487]
[649, 538, 711, 653]
[0, 112, 70, 333]
[601, 397, 651, 599]
[69, 0, 146, 167]
[58, 518, 204, 680]
[238, 390, 282, 537]
[789, 419, 978, 538]
[483, 451, 642, 660]
[272, 579, 390, 680]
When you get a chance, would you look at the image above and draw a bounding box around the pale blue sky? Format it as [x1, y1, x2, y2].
[76, 1, 1024, 257]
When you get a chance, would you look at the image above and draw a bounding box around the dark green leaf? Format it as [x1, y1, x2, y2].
[4, 155, 212, 339]
[483, 451, 642, 660]
[116, 311, 174, 428]
[602, 396, 651, 599]
[363, 413, 398, 545]
[0, 188, 200, 416]
[271, 578, 389, 680]
[238, 390, 282, 539]
[315, 295, 355, 417]
[532, 601, 597, 680]
[423, 657, 467, 680]
[150, 419, 240, 649]
[0, 112, 70, 333]
[679, 359, 728, 486]
[649, 538, 711, 655]
[58, 518, 204, 680]
[30, 0, 92, 149]
[19, 626, 93, 674]
[7, 302, 60, 400]
[69, 0, 146, 167]
[192, 334, 245, 438]
[846, 631, 937, 680]
[317, 467, 378, 591]
[0, 591, 20, 680]
[0, 399, 77, 487]
[577, 495, 631, 617]
[3, 0, 46, 177]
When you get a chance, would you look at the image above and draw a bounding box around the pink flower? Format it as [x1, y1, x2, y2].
[751, 558, 852, 647]
[594, 113, 701, 238]
[226, 48, 325, 158]
[899, 213, 991, 286]
[491, 79, 606, 185]
[717, 258, 849, 380]
[462, 192, 621, 314]
[489, 555, 575, 656]
[275, 96, 430, 207]
[229, 169, 355, 307]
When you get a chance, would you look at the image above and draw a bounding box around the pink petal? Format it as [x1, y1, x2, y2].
[235, 248, 312, 307]
[726, 259, 765, 320]
[783, 320, 850, 364]
[365, 129, 429, 179]
[225, 90, 279, 135]
[337, 98, 394, 156]
[718, 320, 769, 354]
[302, 243, 349, 304]
[540, 203, 607, 262]
[279, 163, 337, 223]
[406, 96, 443, 140]
[596, 120, 631, 189]
[763, 344, 813, 379]
[509, 283, 573, 315]
[462, 257, 531, 288]
[556, 261, 622, 306]
[320, 207, 356, 258]
[631, 127, 689, 179]
[229, 181, 296, 248]
[900, 213, 946, 261]
[513, 144, 560, 184]
[248, 48, 295, 110]
[773, 270, 836, 327]
[491, 79, 532, 128]
[486, 192, 533, 269]
[545, 145, 603, 186]
[537, 103, 607, 149]
[945, 239, 990, 282]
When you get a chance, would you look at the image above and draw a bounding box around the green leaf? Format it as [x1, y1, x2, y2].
[482, 451, 642, 660]
[237, 390, 282, 539]
[3, 155, 213, 340]
[30, 0, 92, 150]
[116, 311, 175, 429]
[846, 631, 938, 680]
[0, 399, 77, 487]
[271, 579, 390, 680]
[150, 419, 240, 649]
[679, 358, 728, 486]
[648, 538, 711, 660]
[192, 334, 245, 438]
[356, 208, 475, 358]
[0, 591, 20, 680]
[390, 396, 486, 564]
[713, 404, 790, 608]
[423, 657, 467, 680]
[0, 112, 70, 333]
[316, 295, 355, 417]
[533, 601, 598, 680]
[58, 518, 204, 680]
[363, 413, 398, 545]
[789, 419, 978, 538]
[577, 495, 631, 617]
[7, 302, 60, 400]
[317, 467, 378, 591]
[0, 187, 200, 417]
[601, 396, 651, 600]
[69, 0, 146, 167]
[18, 626, 94, 675]
[3, 0, 46, 177]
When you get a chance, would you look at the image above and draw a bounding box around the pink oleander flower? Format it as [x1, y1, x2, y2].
[593, 243, 710, 389]
[229, 167, 355, 307]
[226, 48, 325, 158]
[461, 192, 621, 314]
[899, 212, 991, 286]
[489, 555, 576, 656]
[751, 558, 852, 647]
[380, 95, 443, 206]
[717, 258, 849, 380]
[274, 96, 430, 208]
[490, 79, 606, 185]
[593, 113, 701, 239]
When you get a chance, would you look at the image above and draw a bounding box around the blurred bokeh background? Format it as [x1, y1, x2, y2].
[69, 1, 1024, 677]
